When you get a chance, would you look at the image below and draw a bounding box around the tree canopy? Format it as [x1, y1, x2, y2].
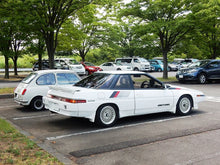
[0, 0, 220, 79]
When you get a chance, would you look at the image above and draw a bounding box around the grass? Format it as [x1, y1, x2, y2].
[0, 118, 64, 165]
[157, 77, 177, 82]
[0, 88, 15, 94]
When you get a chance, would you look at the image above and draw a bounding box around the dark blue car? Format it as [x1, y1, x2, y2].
[176, 59, 220, 84]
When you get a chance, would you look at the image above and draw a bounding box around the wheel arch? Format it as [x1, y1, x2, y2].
[96, 103, 120, 118]
[177, 94, 194, 107]
[30, 95, 44, 110]
[175, 94, 194, 115]
[197, 71, 207, 78]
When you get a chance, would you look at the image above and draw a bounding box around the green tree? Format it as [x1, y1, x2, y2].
[122, 0, 195, 78]
[24, 0, 94, 68]
[192, 0, 220, 59]
[0, 0, 14, 78]
[57, 4, 101, 61]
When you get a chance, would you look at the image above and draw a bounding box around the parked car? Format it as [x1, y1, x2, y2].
[81, 61, 102, 75]
[115, 57, 151, 71]
[176, 59, 220, 84]
[177, 58, 198, 70]
[99, 62, 132, 71]
[55, 58, 86, 76]
[14, 70, 81, 110]
[168, 61, 179, 71]
[43, 71, 205, 127]
[32, 60, 69, 71]
[149, 59, 164, 72]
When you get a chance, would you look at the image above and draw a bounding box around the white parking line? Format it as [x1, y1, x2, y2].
[46, 116, 191, 141]
[13, 114, 56, 120]
[205, 96, 220, 102]
[0, 105, 20, 109]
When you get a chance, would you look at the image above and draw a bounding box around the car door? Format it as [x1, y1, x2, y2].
[131, 74, 174, 114]
[111, 75, 135, 116]
[206, 61, 220, 79]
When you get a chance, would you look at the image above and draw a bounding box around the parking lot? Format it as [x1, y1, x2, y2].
[1, 79, 220, 164]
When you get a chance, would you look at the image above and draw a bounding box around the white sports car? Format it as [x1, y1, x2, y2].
[43, 71, 205, 127]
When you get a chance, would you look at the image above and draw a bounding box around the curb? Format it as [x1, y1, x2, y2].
[0, 94, 14, 99]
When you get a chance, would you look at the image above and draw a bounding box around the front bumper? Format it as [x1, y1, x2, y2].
[176, 73, 198, 81]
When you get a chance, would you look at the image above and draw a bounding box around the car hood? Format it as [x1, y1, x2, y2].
[167, 84, 204, 95]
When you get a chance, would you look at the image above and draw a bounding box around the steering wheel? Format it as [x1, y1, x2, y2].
[141, 81, 149, 88]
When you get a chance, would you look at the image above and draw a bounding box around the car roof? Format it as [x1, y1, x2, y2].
[96, 71, 146, 75]
[33, 69, 77, 75]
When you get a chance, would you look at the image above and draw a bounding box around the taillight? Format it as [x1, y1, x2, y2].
[48, 94, 86, 104]
[22, 89, 27, 95]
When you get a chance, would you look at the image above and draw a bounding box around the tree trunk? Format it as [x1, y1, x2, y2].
[4, 56, 9, 79]
[12, 56, 18, 76]
[162, 51, 168, 79]
[45, 32, 55, 69]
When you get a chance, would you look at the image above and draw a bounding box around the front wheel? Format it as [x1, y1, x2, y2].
[176, 95, 192, 115]
[30, 96, 44, 110]
[198, 73, 207, 84]
[95, 105, 118, 127]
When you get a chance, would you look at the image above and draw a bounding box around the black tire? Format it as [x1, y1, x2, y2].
[85, 70, 89, 76]
[95, 104, 118, 127]
[158, 68, 162, 72]
[198, 73, 207, 84]
[134, 68, 139, 71]
[30, 96, 44, 110]
[116, 68, 121, 70]
[176, 95, 192, 115]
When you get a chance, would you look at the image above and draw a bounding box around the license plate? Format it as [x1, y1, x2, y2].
[179, 75, 183, 78]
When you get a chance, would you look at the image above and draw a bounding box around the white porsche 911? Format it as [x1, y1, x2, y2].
[43, 71, 205, 127]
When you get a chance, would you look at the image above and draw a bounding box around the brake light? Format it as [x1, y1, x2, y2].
[48, 94, 86, 103]
[22, 89, 27, 95]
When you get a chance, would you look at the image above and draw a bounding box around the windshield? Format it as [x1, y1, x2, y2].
[67, 59, 80, 65]
[198, 60, 211, 67]
[22, 73, 37, 84]
[74, 73, 115, 89]
[85, 62, 95, 66]
[139, 58, 148, 62]
[116, 59, 132, 63]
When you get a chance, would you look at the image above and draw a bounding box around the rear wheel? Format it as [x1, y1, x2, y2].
[30, 96, 44, 110]
[176, 95, 192, 115]
[95, 104, 118, 127]
[134, 68, 139, 71]
[158, 68, 162, 72]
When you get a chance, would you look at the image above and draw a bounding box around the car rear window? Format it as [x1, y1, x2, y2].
[74, 73, 114, 89]
[22, 73, 37, 84]
[56, 73, 80, 85]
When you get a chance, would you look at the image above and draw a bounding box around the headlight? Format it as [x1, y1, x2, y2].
[88, 67, 95, 70]
[188, 69, 197, 73]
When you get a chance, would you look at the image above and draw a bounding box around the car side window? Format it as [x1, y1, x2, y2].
[114, 75, 132, 89]
[56, 73, 80, 85]
[208, 61, 219, 68]
[134, 59, 139, 63]
[36, 73, 56, 85]
[131, 74, 163, 89]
